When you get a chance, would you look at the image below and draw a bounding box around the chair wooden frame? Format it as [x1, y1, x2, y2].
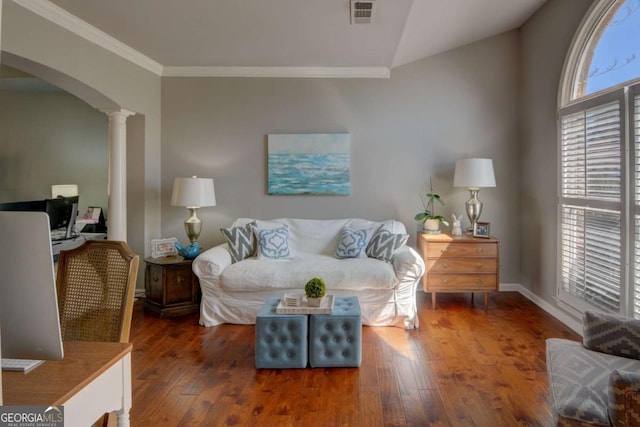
[56, 240, 139, 343]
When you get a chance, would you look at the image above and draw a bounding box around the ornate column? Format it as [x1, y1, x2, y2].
[100, 108, 135, 242]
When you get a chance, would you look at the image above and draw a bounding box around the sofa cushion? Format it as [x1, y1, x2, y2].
[255, 226, 291, 259]
[219, 254, 396, 292]
[220, 221, 256, 263]
[546, 338, 640, 426]
[608, 369, 640, 427]
[366, 229, 409, 263]
[335, 225, 378, 259]
[583, 311, 640, 360]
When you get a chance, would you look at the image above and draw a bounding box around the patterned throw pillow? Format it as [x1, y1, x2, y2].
[583, 311, 640, 360]
[366, 229, 409, 263]
[335, 226, 377, 259]
[220, 221, 256, 263]
[608, 369, 640, 427]
[256, 226, 290, 259]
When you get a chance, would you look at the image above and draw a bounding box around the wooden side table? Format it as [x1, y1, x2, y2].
[416, 232, 499, 311]
[144, 256, 200, 318]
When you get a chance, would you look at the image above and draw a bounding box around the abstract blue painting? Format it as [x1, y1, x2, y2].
[268, 134, 350, 195]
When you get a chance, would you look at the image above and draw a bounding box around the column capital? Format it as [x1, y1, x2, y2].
[99, 108, 136, 119]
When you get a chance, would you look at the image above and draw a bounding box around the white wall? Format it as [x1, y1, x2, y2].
[161, 32, 522, 282]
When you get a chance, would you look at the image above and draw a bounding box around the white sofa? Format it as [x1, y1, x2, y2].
[192, 218, 425, 329]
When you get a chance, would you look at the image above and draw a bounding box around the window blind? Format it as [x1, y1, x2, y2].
[559, 90, 624, 314]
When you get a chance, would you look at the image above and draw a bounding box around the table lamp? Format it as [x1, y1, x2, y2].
[453, 158, 496, 234]
[170, 176, 216, 244]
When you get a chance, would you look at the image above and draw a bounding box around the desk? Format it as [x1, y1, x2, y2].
[2, 341, 132, 426]
[51, 233, 107, 261]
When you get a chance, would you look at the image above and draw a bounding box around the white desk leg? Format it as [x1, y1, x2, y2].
[116, 353, 132, 427]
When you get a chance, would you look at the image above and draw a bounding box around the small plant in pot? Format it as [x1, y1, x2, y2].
[305, 277, 326, 307]
[415, 178, 449, 234]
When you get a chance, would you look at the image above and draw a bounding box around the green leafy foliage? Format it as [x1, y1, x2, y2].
[304, 277, 326, 298]
[415, 180, 450, 227]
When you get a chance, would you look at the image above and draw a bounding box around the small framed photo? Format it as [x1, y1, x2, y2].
[473, 222, 491, 238]
[151, 237, 178, 258]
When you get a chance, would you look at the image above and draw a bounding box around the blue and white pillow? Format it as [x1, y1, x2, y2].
[256, 226, 290, 259]
[335, 226, 377, 259]
[366, 230, 409, 263]
[220, 221, 256, 263]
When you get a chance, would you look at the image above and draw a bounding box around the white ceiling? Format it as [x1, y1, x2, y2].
[17, 0, 547, 77]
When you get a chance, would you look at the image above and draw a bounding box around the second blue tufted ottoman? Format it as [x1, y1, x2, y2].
[255, 298, 308, 369]
[308, 296, 362, 368]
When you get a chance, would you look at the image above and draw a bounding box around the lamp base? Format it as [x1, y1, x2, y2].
[465, 188, 483, 234]
[184, 207, 202, 244]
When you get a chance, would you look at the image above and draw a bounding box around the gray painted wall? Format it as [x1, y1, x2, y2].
[2, 0, 163, 287]
[519, 0, 593, 312]
[0, 87, 108, 214]
[162, 31, 522, 283]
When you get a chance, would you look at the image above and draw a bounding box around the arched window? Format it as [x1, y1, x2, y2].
[558, 0, 640, 318]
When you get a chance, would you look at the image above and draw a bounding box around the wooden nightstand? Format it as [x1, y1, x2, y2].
[143, 256, 200, 318]
[417, 232, 499, 311]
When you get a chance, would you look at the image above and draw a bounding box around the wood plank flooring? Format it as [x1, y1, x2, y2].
[128, 292, 579, 426]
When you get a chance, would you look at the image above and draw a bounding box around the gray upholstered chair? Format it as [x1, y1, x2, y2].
[546, 311, 640, 426]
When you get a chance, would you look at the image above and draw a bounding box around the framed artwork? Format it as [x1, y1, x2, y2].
[151, 237, 178, 258]
[267, 133, 350, 195]
[473, 222, 490, 238]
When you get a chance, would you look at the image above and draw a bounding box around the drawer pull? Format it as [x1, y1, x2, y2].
[152, 276, 159, 283]
[442, 263, 449, 269]
[441, 279, 449, 284]
[475, 279, 484, 285]
[475, 263, 483, 269]
[440, 248, 448, 253]
[175, 277, 185, 283]
[475, 247, 484, 253]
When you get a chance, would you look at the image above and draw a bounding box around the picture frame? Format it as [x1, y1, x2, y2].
[473, 222, 491, 238]
[151, 237, 178, 258]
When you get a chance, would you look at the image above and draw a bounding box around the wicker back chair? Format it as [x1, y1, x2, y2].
[56, 240, 139, 343]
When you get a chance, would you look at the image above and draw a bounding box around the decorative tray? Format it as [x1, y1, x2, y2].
[275, 294, 335, 314]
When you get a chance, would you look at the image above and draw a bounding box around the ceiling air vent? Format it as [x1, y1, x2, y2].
[351, 0, 376, 24]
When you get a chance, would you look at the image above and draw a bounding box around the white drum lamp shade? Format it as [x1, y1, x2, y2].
[51, 184, 79, 198]
[453, 158, 496, 189]
[171, 176, 216, 243]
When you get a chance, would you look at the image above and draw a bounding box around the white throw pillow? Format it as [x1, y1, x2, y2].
[252, 221, 291, 259]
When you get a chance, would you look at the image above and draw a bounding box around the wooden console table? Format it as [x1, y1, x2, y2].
[417, 232, 499, 311]
[2, 341, 132, 426]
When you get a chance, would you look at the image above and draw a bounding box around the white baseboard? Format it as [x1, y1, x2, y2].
[499, 283, 582, 335]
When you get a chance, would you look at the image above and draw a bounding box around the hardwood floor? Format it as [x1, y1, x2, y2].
[128, 292, 579, 426]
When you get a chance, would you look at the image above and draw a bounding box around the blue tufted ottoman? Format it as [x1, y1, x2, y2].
[309, 296, 362, 368]
[255, 298, 308, 369]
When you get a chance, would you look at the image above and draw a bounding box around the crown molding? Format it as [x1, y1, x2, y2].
[162, 66, 391, 78]
[11, 0, 163, 76]
[12, 1, 390, 79]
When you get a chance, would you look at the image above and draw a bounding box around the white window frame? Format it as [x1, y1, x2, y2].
[558, 0, 640, 318]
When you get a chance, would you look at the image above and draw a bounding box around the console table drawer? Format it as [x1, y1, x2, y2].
[427, 258, 497, 273]
[427, 242, 497, 258]
[427, 274, 497, 290]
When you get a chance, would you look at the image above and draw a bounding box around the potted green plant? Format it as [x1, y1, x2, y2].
[415, 178, 449, 234]
[305, 277, 326, 307]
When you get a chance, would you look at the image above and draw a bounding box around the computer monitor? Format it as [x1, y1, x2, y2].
[0, 211, 64, 361]
[45, 196, 79, 239]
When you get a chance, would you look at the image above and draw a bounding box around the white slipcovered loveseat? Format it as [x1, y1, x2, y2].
[192, 218, 425, 329]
